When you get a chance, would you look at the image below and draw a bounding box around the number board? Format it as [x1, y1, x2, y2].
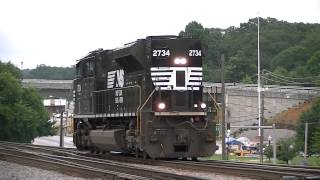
[152, 49, 170, 57]
[189, 50, 202, 57]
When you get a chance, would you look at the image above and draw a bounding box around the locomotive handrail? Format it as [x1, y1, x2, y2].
[92, 85, 141, 119]
[138, 88, 156, 136]
[207, 90, 221, 111]
[207, 88, 222, 137]
[92, 85, 141, 92]
[134, 86, 142, 137]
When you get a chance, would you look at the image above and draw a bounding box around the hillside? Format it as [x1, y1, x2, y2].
[180, 18, 320, 83]
[23, 65, 75, 80]
[267, 100, 314, 129]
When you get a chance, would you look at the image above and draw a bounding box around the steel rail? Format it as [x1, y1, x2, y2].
[0, 149, 143, 179]
[1, 141, 319, 179]
[0, 142, 202, 180]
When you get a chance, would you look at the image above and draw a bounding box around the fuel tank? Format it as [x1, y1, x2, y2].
[89, 129, 126, 152]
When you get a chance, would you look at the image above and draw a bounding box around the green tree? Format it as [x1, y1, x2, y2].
[271, 46, 309, 71]
[296, 99, 320, 155]
[225, 53, 256, 82]
[307, 50, 320, 76]
[264, 145, 273, 161]
[311, 127, 320, 154]
[277, 138, 297, 164]
[179, 21, 206, 39]
[0, 61, 55, 142]
[180, 21, 225, 81]
[302, 31, 320, 55]
[0, 61, 22, 79]
[180, 18, 320, 82]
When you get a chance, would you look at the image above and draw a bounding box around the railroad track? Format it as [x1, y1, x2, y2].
[92, 154, 320, 179]
[161, 160, 320, 180]
[0, 141, 201, 180]
[1, 141, 319, 179]
[84, 150, 320, 179]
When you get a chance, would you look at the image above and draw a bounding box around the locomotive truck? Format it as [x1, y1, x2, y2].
[73, 36, 218, 159]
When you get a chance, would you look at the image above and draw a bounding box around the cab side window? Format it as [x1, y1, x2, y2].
[82, 62, 89, 77]
[88, 61, 94, 76]
[79, 60, 95, 77]
[76, 64, 81, 78]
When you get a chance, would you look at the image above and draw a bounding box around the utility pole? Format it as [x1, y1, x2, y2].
[256, 14, 264, 164]
[260, 70, 265, 163]
[221, 54, 227, 160]
[304, 122, 308, 161]
[59, 111, 64, 147]
[272, 123, 277, 164]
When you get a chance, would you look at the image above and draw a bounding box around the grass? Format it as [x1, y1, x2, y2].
[202, 154, 259, 162]
[204, 154, 320, 166]
[290, 156, 320, 166]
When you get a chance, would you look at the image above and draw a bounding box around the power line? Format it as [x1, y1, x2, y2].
[262, 76, 318, 85]
[264, 73, 302, 84]
[264, 69, 319, 80]
[262, 70, 320, 85]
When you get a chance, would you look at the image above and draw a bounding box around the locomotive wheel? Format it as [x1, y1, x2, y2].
[135, 146, 139, 158]
[143, 151, 150, 159]
[75, 122, 90, 150]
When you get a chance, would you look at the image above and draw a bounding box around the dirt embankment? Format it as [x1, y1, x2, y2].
[267, 100, 314, 129]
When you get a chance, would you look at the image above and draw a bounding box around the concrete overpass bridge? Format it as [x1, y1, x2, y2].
[22, 79, 73, 101]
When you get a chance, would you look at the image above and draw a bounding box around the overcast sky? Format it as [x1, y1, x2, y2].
[0, 0, 319, 69]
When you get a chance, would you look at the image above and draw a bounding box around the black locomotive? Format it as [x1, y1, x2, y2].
[73, 36, 218, 159]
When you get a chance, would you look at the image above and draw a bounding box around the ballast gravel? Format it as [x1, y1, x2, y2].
[129, 163, 253, 180]
[0, 160, 99, 180]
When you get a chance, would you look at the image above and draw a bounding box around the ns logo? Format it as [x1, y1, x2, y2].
[107, 69, 124, 104]
[107, 69, 124, 88]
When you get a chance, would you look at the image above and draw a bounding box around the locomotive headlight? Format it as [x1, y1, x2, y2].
[200, 102, 206, 109]
[194, 104, 198, 108]
[158, 102, 166, 110]
[174, 57, 187, 65]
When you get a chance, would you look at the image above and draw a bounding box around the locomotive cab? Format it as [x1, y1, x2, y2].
[150, 37, 205, 112]
[143, 37, 216, 158]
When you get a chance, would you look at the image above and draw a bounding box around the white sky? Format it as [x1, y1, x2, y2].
[0, 0, 319, 69]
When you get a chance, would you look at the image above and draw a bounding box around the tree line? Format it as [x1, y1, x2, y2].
[23, 18, 320, 84]
[179, 17, 320, 84]
[23, 64, 75, 80]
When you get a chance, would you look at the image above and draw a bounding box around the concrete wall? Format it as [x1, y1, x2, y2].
[226, 93, 304, 127]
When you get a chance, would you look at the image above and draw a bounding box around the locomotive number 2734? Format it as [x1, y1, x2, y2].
[152, 49, 170, 57]
[189, 50, 202, 57]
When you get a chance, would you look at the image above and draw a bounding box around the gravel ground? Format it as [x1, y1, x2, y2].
[32, 136, 75, 148]
[130, 163, 253, 180]
[0, 159, 253, 180]
[0, 160, 99, 180]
